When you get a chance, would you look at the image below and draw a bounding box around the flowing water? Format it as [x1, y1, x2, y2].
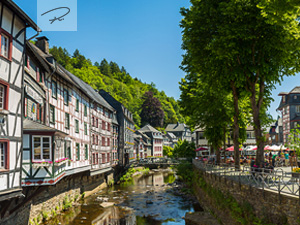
[44, 169, 202, 225]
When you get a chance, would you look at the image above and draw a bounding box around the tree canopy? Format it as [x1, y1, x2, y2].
[140, 91, 165, 127]
[180, 0, 300, 165]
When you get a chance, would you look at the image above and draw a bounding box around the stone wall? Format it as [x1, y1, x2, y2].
[0, 171, 111, 225]
[193, 166, 300, 225]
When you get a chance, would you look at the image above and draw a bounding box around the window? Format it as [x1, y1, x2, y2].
[102, 153, 105, 163]
[0, 84, 6, 110]
[283, 96, 286, 102]
[50, 105, 55, 124]
[107, 138, 110, 146]
[0, 141, 8, 169]
[1, 32, 11, 59]
[107, 153, 110, 163]
[285, 107, 288, 114]
[36, 67, 40, 82]
[76, 143, 80, 161]
[102, 137, 105, 146]
[285, 123, 288, 130]
[92, 134, 95, 144]
[96, 135, 99, 145]
[84, 122, 87, 135]
[84, 105, 87, 116]
[96, 118, 98, 128]
[51, 80, 57, 99]
[92, 117, 95, 127]
[102, 121, 105, 130]
[296, 105, 300, 113]
[75, 119, 79, 133]
[65, 113, 70, 129]
[64, 89, 69, 106]
[76, 99, 79, 111]
[33, 136, 51, 161]
[85, 144, 88, 160]
[107, 123, 110, 131]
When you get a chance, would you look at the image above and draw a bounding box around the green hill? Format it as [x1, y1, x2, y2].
[50, 47, 184, 128]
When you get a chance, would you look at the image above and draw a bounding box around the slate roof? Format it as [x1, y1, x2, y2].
[28, 42, 77, 87]
[24, 119, 60, 133]
[59, 66, 114, 112]
[165, 123, 188, 132]
[139, 124, 159, 133]
[277, 86, 300, 110]
[167, 132, 176, 139]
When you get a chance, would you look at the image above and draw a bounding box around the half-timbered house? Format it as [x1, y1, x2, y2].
[0, 0, 39, 201]
[99, 90, 135, 166]
[22, 38, 91, 184]
[62, 69, 114, 176]
[22, 41, 71, 186]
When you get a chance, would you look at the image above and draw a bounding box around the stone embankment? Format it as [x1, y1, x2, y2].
[193, 161, 300, 225]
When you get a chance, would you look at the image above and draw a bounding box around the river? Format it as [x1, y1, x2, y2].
[44, 168, 202, 225]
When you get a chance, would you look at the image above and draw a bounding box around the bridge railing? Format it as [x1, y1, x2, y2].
[193, 159, 300, 199]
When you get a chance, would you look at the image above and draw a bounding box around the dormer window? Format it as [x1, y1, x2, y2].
[295, 96, 298, 100]
[296, 105, 300, 113]
[283, 96, 286, 102]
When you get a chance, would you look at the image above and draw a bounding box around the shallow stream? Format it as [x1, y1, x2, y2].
[44, 169, 202, 225]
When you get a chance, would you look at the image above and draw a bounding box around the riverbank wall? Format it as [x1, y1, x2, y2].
[193, 163, 300, 225]
[0, 170, 113, 225]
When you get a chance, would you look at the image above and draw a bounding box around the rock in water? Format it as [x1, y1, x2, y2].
[100, 202, 115, 208]
[185, 212, 220, 225]
[146, 200, 153, 204]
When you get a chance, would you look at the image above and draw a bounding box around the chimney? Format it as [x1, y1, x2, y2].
[35, 36, 49, 54]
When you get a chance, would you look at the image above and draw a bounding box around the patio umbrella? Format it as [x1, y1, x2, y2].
[195, 147, 208, 152]
[226, 146, 242, 151]
[264, 145, 271, 151]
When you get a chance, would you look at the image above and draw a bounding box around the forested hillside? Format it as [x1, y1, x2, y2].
[50, 47, 184, 128]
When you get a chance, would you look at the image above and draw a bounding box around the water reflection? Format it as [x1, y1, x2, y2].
[45, 169, 201, 225]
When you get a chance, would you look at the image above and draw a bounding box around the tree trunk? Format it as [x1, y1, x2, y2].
[248, 80, 265, 167]
[223, 127, 227, 164]
[216, 144, 220, 165]
[231, 81, 240, 170]
[251, 97, 264, 166]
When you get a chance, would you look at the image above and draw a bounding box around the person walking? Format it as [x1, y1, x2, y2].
[272, 153, 277, 167]
[284, 151, 289, 167]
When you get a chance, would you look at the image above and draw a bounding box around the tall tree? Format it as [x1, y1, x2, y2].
[180, 0, 300, 166]
[99, 59, 112, 77]
[140, 91, 164, 127]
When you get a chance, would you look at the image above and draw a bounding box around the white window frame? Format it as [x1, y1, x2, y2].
[1, 33, 9, 58]
[0, 142, 6, 169]
[32, 136, 52, 162]
[296, 105, 300, 113]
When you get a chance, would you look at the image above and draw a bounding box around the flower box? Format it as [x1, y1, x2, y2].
[54, 161, 67, 167]
[32, 162, 52, 168]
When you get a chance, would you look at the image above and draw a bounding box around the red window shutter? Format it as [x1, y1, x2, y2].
[36, 67, 40, 82]
[37, 103, 40, 121]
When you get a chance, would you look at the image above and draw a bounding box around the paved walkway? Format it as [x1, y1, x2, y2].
[193, 160, 300, 198]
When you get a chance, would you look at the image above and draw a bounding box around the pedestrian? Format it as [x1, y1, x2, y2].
[272, 153, 277, 167]
[284, 151, 289, 167]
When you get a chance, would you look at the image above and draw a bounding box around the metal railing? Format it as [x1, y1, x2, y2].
[193, 159, 300, 199]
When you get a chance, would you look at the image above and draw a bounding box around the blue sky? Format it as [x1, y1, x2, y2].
[15, 0, 300, 119]
[15, 0, 190, 99]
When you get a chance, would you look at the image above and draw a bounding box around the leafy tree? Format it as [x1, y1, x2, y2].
[163, 146, 174, 158]
[180, 0, 300, 166]
[173, 139, 195, 159]
[140, 91, 164, 127]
